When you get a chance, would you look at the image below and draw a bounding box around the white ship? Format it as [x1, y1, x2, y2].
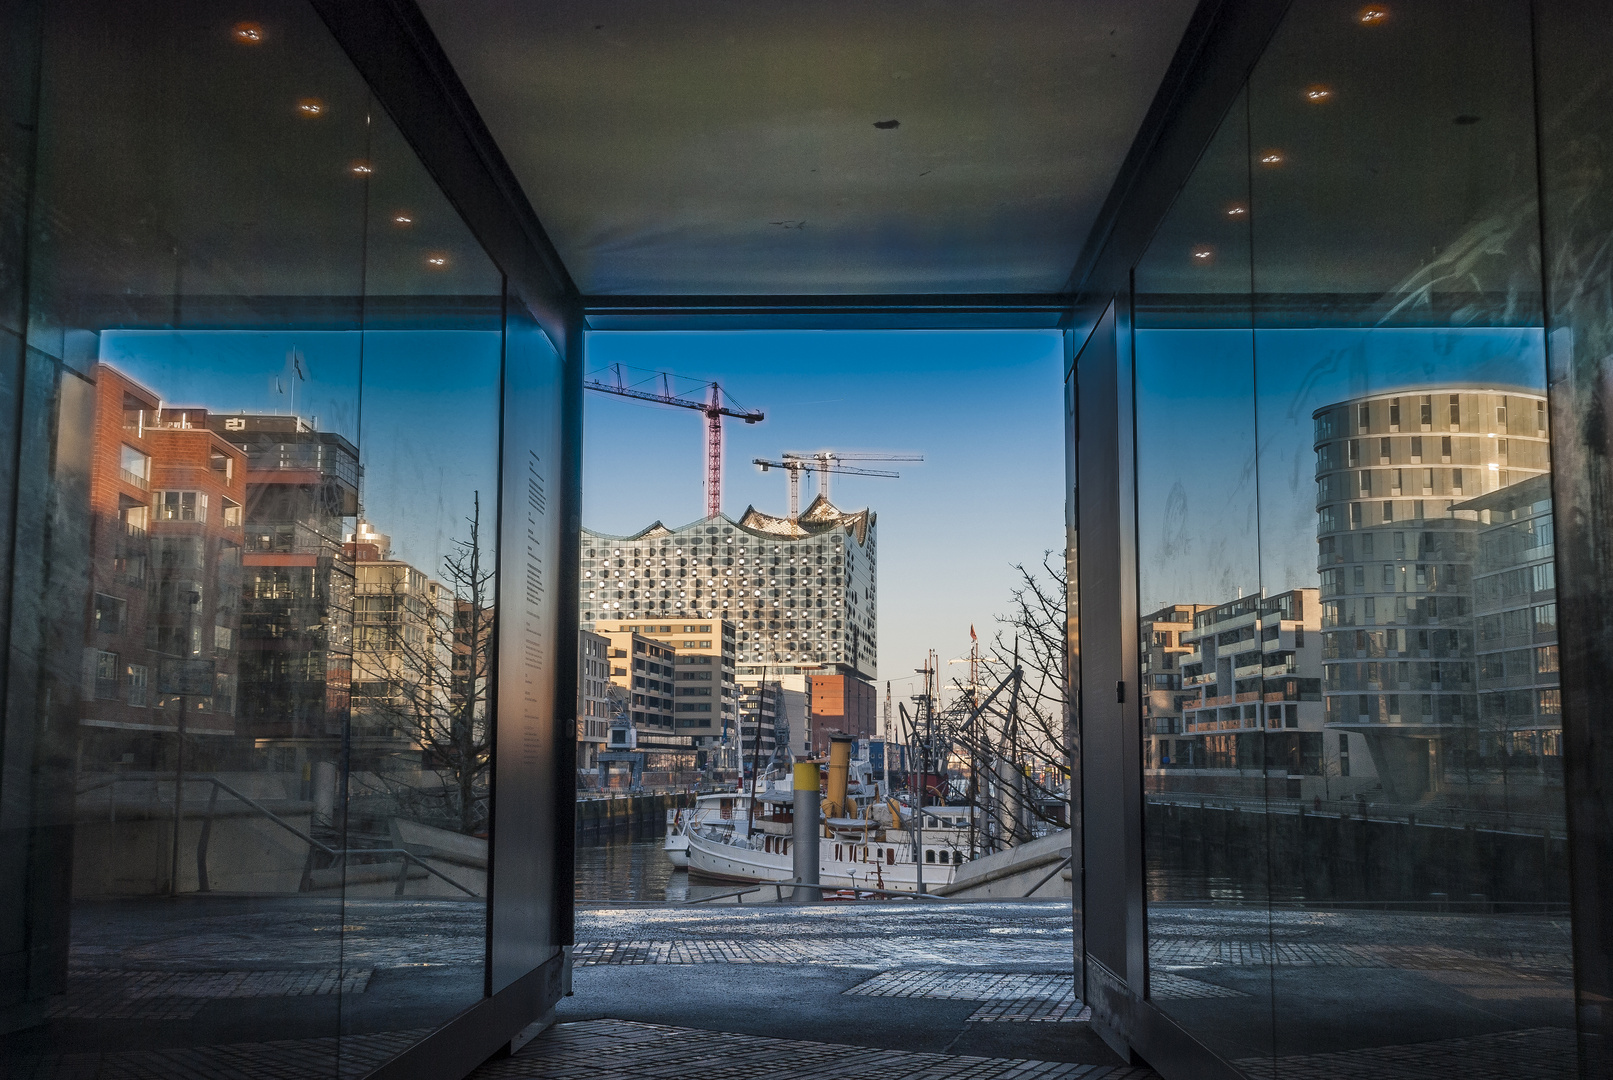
[669, 737, 978, 894]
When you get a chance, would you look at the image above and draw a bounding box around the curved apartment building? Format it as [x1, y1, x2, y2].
[1313, 388, 1550, 798]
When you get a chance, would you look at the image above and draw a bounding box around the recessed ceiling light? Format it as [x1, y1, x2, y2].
[232, 22, 265, 44]
[1226, 203, 1248, 217]
[296, 98, 324, 117]
[350, 162, 373, 176]
[1191, 246, 1214, 262]
[1357, 6, 1388, 24]
[1304, 85, 1334, 103]
[1259, 151, 1286, 167]
[426, 254, 448, 268]
[392, 213, 414, 226]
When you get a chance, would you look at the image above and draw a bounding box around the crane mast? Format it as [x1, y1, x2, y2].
[584, 365, 763, 518]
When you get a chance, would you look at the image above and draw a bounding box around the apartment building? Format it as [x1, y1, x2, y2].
[206, 413, 359, 748]
[1313, 389, 1550, 799]
[81, 364, 248, 761]
[1139, 603, 1210, 772]
[578, 629, 611, 771]
[593, 619, 735, 767]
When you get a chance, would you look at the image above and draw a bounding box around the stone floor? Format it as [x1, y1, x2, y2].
[8, 896, 1583, 1079]
[474, 1019, 1157, 1080]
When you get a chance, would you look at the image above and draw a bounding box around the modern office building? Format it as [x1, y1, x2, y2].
[5, 3, 1613, 1079]
[595, 628, 679, 744]
[577, 629, 612, 772]
[590, 618, 736, 767]
[581, 494, 876, 682]
[346, 521, 452, 769]
[1460, 473, 1562, 805]
[207, 413, 360, 750]
[735, 680, 780, 770]
[1312, 390, 1551, 799]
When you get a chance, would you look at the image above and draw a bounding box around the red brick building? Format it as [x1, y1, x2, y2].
[808, 672, 876, 754]
[80, 364, 247, 759]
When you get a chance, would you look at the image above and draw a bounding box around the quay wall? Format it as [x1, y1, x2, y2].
[1147, 800, 1569, 908]
[574, 791, 695, 845]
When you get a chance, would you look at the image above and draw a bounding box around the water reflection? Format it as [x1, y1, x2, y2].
[574, 838, 736, 904]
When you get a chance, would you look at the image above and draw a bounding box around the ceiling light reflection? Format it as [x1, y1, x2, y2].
[1190, 246, 1214, 262]
[426, 254, 448, 268]
[296, 98, 324, 117]
[392, 213, 414, 226]
[349, 162, 373, 176]
[1226, 204, 1248, 218]
[232, 22, 265, 44]
[1357, 6, 1388, 24]
[1304, 85, 1334, 103]
[1259, 151, 1286, 167]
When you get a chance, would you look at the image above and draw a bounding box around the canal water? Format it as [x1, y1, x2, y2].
[574, 836, 736, 903]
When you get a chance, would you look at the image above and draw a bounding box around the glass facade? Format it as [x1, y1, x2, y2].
[0, 1, 570, 1075]
[1074, 0, 1610, 1074]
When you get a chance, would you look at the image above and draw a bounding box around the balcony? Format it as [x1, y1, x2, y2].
[119, 468, 149, 490]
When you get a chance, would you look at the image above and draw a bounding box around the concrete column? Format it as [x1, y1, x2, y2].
[792, 761, 820, 902]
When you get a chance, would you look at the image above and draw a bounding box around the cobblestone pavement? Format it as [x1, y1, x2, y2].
[844, 970, 1091, 1022]
[473, 1020, 1160, 1080]
[9, 1029, 428, 1079]
[45, 967, 371, 1020]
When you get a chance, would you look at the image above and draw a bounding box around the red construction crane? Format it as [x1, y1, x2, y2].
[752, 457, 900, 521]
[584, 364, 764, 519]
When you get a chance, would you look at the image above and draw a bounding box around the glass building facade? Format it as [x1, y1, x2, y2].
[1, 1, 576, 1076]
[1070, 1, 1613, 1075]
[2, 1, 1611, 1079]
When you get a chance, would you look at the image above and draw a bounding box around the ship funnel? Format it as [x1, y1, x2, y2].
[825, 734, 854, 818]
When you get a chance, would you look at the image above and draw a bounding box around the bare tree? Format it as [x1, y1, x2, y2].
[989, 551, 1070, 759]
[354, 493, 494, 834]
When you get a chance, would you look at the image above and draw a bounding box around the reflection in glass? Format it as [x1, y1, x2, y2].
[2, 1, 501, 1075]
[1131, 2, 1575, 1076]
[1133, 88, 1277, 1068]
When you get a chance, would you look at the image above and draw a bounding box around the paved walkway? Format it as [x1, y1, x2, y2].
[475, 1019, 1158, 1080]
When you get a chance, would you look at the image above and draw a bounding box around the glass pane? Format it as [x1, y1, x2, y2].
[1248, 2, 1572, 1076]
[343, 103, 503, 1042]
[6, 0, 374, 1075]
[1134, 90, 1275, 1067]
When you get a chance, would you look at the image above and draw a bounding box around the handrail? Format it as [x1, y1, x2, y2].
[78, 774, 478, 898]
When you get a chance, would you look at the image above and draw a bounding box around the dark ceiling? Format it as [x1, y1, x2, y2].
[416, 0, 1201, 296]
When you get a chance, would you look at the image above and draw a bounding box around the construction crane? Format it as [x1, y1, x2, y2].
[752, 457, 900, 520]
[584, 364, 763, 519]
[785, 450, 923, 504]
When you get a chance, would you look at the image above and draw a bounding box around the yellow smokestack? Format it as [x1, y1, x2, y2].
[825, 735, 854, 818]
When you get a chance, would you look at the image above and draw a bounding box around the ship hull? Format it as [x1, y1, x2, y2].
[685, 830, 957, 893]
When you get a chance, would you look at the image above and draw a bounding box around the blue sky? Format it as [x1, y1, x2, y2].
[1133, 325, 1548, 614]
[99, 327, 1069, 697]
[583, 330, 1067, 697]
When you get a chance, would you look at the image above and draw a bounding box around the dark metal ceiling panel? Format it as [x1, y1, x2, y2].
[417, 0, 1200, 296]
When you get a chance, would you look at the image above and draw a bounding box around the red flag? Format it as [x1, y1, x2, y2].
[970, 624, 977, 641]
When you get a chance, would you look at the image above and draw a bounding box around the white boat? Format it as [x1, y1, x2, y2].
[664, 790, 754, 869]
[683, 800, 978, 894]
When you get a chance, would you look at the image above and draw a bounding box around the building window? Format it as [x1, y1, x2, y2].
[125, 663, 149, 708]
[119, 444, 150, 488]
[153, 490, 207, 522]
[93, 650, 119, 700]
[93, 593, 126, 634]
